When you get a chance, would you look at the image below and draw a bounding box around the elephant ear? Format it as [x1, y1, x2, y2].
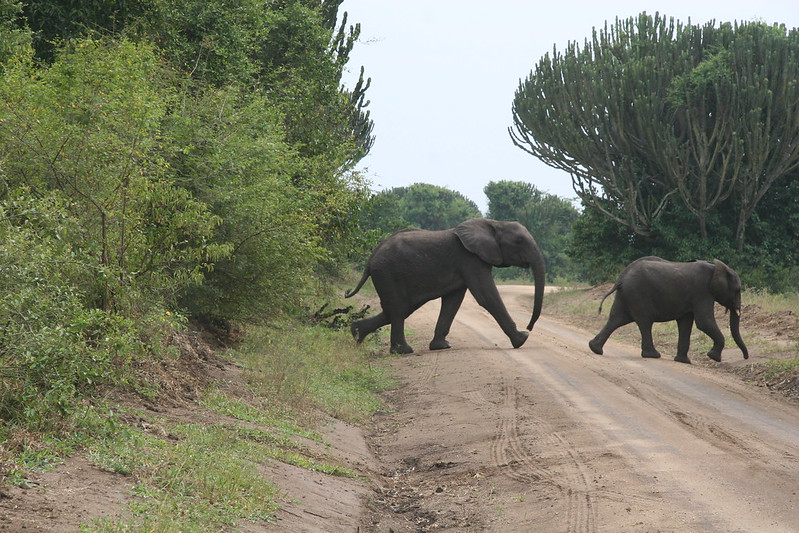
[711, 259, 738, 308]
[454, 218, 503, 265]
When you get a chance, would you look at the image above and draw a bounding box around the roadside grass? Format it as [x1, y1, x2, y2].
[87, 422, 281, 531]
[742, 290, 799, 373]
[233, 318, 392, 425]
[0, 404, 123, 486]
[0, 303, 391, 531]
[83, 316, 389, 531]
[86, 399, 368, 531]
[743, 288, 799, 313]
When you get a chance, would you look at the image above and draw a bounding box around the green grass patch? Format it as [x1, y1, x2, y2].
[200, 389, 321, 442]
[87, 422, 281, 531]
[230, 320, 392, 424]
[0, 403, 126, 486]
[765, 357, 799, 377]
[86, 409, 361, 531]
[544, 286, 601, 316]
[76, 317, 390, 531]
[743, 289, 799, 313]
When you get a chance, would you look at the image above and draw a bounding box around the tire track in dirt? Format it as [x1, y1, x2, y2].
[413, 350, 440, 385]
[487, 376, 543, 485]
[480, 368, 598, 533]
[513, 301, 799, 531]
[463, 303, 599, 533]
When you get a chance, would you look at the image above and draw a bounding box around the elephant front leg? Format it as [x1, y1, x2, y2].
[430, 287, 467, 351]
[389, 315, 414, 354]
[469, 284, 528, 349]
[695, 311, 725, 362]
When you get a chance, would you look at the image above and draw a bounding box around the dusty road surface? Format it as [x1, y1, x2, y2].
[364, 286, 799, 532]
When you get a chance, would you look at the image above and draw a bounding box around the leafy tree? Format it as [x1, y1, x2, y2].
[0, 0, 379, 428]
[131, 0, 373, 167]
[510, 14, 679, 237]
[144, 0, 374, 280]
[567, 205, 638, 284]
[484, 181, 579, 280]
[20, 0, 151, 60]
[510, 13, 799, 252]
[735, 168, 799, 290]
[368, 183, 482, 231]
[566, 187, 799, 291]
[483, 181, 536, 221]
[0, 0, 30, 68]
[17, 0, 375, 260]
[165, 86, 326, 318]
[0, 37, 227, 312]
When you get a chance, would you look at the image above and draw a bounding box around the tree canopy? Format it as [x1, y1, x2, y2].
[361, 183, 482, 233]
[510, 13, 799, 253]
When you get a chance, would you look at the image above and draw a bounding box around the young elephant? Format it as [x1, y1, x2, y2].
[588, 256, 749, 364]
[345, 218, 546, 354]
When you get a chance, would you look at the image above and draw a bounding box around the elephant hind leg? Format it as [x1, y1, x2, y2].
[430, 287, 467, 351]
[351, 312, 390, 343]
[637, 320, 661, 359]
[589, 303, 633, 355]
[674, 314, 694, 364]
[353, 312, 413, 353]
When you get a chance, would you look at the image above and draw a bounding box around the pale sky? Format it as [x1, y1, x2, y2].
[340, 1, 799, 213]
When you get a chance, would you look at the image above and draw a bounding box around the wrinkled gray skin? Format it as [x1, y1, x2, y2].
[589, 256, 749, 364]
[345, 218, 546, 354]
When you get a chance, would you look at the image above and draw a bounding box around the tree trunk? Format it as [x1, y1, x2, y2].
[699, 215, 708, 240]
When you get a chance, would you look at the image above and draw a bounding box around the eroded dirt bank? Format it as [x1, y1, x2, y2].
[360, 286, 799, 532]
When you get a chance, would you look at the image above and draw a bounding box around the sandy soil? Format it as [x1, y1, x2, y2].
[358, 286, 799, 532]
[3, 286, 799, 532]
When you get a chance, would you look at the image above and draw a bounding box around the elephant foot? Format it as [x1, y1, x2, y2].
[588, 338, 604, 355]
[674, 355, 692, 364]
[350, 323, 364, 343]
[641, 350, 662, 359]
[429, 339, 451, 351]
[510, 330, 529, 349]
[706, 350, 722, 362]
[390, 343, 414, 355]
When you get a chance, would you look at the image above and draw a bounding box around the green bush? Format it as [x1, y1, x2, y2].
[0, 37, 229, 314]
[0, 196, 142, 423]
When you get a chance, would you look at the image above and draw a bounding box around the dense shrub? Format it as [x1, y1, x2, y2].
[0, 196, 142, 423]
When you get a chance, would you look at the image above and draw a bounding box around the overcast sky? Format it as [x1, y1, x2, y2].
[340, 1, 799, 213]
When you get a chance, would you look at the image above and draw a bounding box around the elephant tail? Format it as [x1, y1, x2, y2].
[345, 267, 371, 298]
[597, 284, 619, 314]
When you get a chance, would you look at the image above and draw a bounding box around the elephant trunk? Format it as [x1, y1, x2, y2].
[525, 244, 546, 331]
[729, 308, 749, 359]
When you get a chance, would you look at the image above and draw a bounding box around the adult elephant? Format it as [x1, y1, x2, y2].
[588, 256, 749, 364]
[345, 218, 546, 354]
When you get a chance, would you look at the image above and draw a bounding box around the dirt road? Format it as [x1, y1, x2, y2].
[364, 286, 799, 532]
